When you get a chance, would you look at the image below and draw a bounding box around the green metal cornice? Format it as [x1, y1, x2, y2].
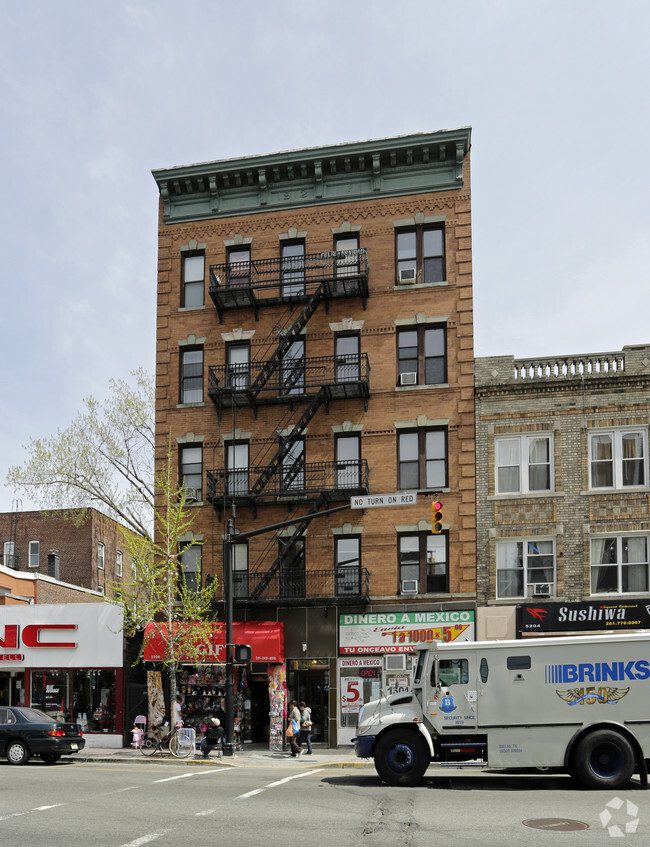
[152, 128, 471, 224]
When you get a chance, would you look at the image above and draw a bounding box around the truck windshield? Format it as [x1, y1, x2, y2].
[414, 651, 426, 684]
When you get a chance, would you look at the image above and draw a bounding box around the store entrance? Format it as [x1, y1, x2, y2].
[0, 673, 9, 706]
[249, 678, 270, 743]
[292, 665, 329, 746]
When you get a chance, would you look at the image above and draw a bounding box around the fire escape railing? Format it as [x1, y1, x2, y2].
[206, 459, 369, 504]
[208, 248, 368, 323]
[208, 353, 370, 414]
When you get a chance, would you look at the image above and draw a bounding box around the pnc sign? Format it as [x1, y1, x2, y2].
[0, 624, 78, 660]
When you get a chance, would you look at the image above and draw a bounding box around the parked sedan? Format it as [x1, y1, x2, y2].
[0, 706, 85, 765]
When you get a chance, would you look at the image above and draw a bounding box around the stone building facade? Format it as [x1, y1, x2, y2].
[152, 129, 476, 744]
[475, 345, 650, 639]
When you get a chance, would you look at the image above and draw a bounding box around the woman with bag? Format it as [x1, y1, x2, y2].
[298, 700, 313, 755]
[287, 699, 302, 756]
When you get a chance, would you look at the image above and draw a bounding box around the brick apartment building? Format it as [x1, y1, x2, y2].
[152, 129, 476, 745]
[0, 507, 133, 600]
[475, 345, 650, 640]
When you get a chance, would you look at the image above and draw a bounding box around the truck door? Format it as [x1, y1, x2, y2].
[431, 654, 477, 730]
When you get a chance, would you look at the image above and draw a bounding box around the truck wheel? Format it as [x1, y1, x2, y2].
[374, 730, 429, 787]
[573, 729, 635, 789]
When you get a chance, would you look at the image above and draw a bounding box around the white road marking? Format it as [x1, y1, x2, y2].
[154, 768, 224, 784]
[236, 768, 323, 800]
[117, 831, 172, 847]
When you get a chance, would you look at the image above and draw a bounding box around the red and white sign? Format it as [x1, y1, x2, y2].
[143, 620, 284, 663]
[341, 678, 364, 714]
[0, 604, 123, 667]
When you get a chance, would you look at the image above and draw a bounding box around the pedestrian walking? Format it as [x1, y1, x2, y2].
[287, 699, 302, 756]
[298, 700, 313, 754]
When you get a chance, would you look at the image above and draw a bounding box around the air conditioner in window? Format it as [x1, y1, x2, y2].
[398, 268, 417, 284]
[184, 488, 199, 503]
[401, 579, 419, 594]
[385, 654, 406, 670]
[531, 583, 551, 597]
[400, 372, 417, 385]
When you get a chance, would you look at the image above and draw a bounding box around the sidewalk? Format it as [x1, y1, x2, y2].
[69, 742, 371, 770]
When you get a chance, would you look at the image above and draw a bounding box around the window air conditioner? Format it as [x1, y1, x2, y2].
[398, 268, 417, 284]
[400, 372, 417, 386]
[401, 579, 419, 594]
[385, 654, 406, 670]
[184, 488, 199, 503]
[532, 583, 551, 597]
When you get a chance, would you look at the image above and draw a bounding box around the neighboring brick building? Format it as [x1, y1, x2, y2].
[0, 508, 134, 600]
[475, 345, 650, 640]
[152, 129, 476, 745]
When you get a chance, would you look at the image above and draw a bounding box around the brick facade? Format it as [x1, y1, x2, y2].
[0, 508, 135, 600]
[475, 346, 650, 639]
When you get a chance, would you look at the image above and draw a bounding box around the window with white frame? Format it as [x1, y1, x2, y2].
[590, 535, 649, 594]
[97, 542, 105, 570]
[29, 540, 40, 568]
[3, 541, 15, 568]
[116, 550, 123, 577]
[496, 539, 555, 598]
[182, 253, 205, 308]
[495, 434, 553, 494]
[589, 429, 647, 489]
[232, 541, 249, 598]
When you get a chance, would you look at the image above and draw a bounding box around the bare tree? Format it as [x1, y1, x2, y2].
[6, 368, 154, 539]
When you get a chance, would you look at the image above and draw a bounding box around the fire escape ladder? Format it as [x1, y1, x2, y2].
[249, 492, 328, 601]
[249, 386, 327, 496]
[247, 283, 326, 398]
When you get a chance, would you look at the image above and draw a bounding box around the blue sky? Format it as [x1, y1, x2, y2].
[2, 0, 649, 511]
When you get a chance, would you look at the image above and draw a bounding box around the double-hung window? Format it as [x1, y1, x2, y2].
[227, 343, 250, 390]
[226, 246, 251, 288]
[399, 533, 448, 595]
[589, 429, 646, 489]
[180, 348, 203, 404]
[180, 446, 203, 501]
[496, 539, 555, 598]
[29, 540, 40, 568]
[281, 438, 305, 492]
[3, 541, 15, 569]
[116, 551, 123, 578]
[495, 434, 553, 494]
[336, 434, 361, 489]
[590, 535, 649, 594]
[280, 339, 305, 395]
[334, 234, 360, 277]
[281, 241, 305, 297]
[396, 226, 444, 284]
[336, 536, 361, 596]
[180, 543, 201, 593]
[226, 442, 249, 496]
[398, 429, 446, 490]
[182, 253, 205, 308]
[232, 542, 249, 598]
[97, 542, 105, 570]
[397, 326, 446, 386]
[335, 334, 360, 383]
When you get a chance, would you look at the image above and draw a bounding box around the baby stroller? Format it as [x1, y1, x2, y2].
[131, 715, 147, 749]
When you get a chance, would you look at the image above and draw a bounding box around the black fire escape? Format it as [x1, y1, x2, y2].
[206, 249, 371, 606]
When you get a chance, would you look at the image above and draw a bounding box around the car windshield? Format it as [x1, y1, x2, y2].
[14, 708, 57, 724]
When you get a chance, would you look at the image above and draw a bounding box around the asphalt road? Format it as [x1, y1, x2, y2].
[0, 759, 648, 846]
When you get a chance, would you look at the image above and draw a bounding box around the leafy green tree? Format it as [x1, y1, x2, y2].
[6, 368, 154, 539]
[110, 446, 219, 710]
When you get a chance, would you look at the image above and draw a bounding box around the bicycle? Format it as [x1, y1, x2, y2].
[140, 722, 194, 758]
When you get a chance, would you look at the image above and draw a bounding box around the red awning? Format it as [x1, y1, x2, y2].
[143, 620, 284, 663]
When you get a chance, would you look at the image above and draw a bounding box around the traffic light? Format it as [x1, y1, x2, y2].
[432, 500, 443, 534]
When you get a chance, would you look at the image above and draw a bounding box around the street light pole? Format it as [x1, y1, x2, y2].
[224, 515, 234, 754]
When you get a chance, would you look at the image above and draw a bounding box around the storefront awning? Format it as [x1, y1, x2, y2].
[143, 620, 284, 663]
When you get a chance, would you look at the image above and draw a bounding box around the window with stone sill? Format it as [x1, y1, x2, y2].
[589, 429, 646, 490]
[496, 539, 555, 599]
[495, 434, 553, 494]
[181, 253, 205, 308]
[590, 535, 649, 594]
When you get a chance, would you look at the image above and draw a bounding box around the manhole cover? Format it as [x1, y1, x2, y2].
[523, 818, 590, 832]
